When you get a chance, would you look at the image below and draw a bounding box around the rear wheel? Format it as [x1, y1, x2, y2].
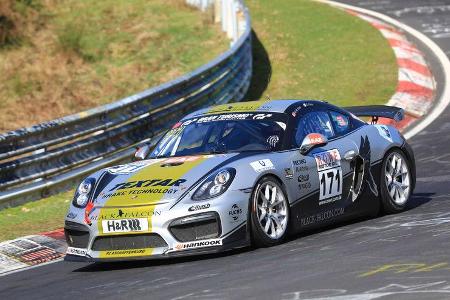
[380, 149, 412, 213]
[250, 176, 290, 247]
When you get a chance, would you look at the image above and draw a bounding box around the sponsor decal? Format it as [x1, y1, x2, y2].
[164, 156, 199, 164]
[291, 106, 302, 117]
[293, 159, 306, 166]
[66, 247, 87, 257]
[250, 159, 275, 173]
[284, 168, 293, 179]
[306, 133, 326, 145]
[196, 113, 252, 123]
[267, 135, 279, 147]
[228, 204, 243, 221]
[101, 218, 148, 234]
[188, 203, 211, 212]
[66, 212, 77, 219]
[299, 182, 312, 190]
[107, 162, 154, 175]
[295, 166, 308, 173]
[174, 239, 222, 251]
[314, 149, 342, 205]
[314, 149, 341, 171]
[104, 249, 148, 256]
[109, 178, 186, 191]
[297, 174, 309, 182]
[375, 125, 393, 143]
[253, 113, 272, 120]
[101, 188, 179, 199]
[336, 115, 348, 127]
[300, 207, 345, 226]
[90, 209, 161, 221]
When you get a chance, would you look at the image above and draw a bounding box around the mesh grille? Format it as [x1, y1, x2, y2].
[65, 229, 90, 248]
[170, 218, 220, 242]
[91, 234, 167, 251]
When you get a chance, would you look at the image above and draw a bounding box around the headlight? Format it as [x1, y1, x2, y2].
[192, 168, 236, 201]
[73, 178, 96, 208]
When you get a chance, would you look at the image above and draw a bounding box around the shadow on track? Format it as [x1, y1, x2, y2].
[72, 246, 252, 273]
[407, 192, 434, 210]
[243, 30, 272, 101]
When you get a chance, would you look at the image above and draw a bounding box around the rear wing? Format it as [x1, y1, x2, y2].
[344, 105, 404, 123]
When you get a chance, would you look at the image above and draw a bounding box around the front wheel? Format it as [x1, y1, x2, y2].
[380, 149, 412, 213]
[250, 176, 290, 247]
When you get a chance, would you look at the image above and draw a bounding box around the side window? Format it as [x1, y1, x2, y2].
[329, 111, 351, 136]
[294, 111, 335, 147]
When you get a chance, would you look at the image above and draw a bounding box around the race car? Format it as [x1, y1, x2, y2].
[64, 99, 415, 262]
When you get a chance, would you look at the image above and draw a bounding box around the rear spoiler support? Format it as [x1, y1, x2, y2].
[344, 105, 404, 124]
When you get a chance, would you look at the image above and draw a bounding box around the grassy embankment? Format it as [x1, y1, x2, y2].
[0, 0, 226, 131]
[0, 0, 398, 241]
[0, 0, 227, 241]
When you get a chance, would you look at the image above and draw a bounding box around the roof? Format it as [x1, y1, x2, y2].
[182, 99, 326, 120]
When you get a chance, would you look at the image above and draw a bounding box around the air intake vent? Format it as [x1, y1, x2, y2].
[91, 233, 167, 251]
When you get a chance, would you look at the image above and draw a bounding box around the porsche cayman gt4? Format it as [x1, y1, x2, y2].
[64, 99, 415, 262]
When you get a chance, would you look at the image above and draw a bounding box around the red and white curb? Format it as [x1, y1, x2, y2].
[0, 229, 66, 275]
[346, 10, 436, 131]
[318, 0, 450, 141]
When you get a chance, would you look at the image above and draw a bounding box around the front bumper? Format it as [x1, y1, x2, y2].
[64, 223, 248, 262]
[64, 189, 250, 262]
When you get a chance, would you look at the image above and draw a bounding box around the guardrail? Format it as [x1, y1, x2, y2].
[0, 0, 252, 208]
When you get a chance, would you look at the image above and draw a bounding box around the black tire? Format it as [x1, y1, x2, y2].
[250, 176, 290, 247]
[380, 149, 412, 214]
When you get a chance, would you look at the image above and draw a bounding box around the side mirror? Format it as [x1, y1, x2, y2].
[134, 143, 151, 161]
[300, 133, 328, 155]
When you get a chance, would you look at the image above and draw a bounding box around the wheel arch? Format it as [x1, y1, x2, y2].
[382, 144, 416, 191]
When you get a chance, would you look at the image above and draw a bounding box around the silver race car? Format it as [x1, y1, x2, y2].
[64, 99, 415, 261]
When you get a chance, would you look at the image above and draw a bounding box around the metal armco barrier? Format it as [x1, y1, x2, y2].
[0, 0, 251, 208]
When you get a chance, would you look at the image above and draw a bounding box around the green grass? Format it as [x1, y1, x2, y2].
[0, 0, 398, 241]
[245, 0, 397, 105]
[0, 0, 227, 131]
[0, 191, 72, 241]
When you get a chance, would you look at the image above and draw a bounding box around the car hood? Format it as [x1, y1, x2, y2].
[92, 154, 240, 208]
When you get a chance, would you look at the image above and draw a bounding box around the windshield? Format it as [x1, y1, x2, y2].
[150, 113, 287, 158]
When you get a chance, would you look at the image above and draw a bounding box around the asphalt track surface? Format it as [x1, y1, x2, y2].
[1, 1, 450, 299]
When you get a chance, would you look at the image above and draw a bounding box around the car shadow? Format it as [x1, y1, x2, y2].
[72, 193, 434, 272]
[242, 30, 272, 101]
[406, 192, 434, 210]
[72, 246, 253, 273]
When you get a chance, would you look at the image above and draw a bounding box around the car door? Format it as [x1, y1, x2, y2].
[288, 110, 359, 230]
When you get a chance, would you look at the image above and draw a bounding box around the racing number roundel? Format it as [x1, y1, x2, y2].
[314, 149, 342, 205]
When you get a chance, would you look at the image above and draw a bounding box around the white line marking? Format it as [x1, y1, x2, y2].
[316, 0, 450, 140]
